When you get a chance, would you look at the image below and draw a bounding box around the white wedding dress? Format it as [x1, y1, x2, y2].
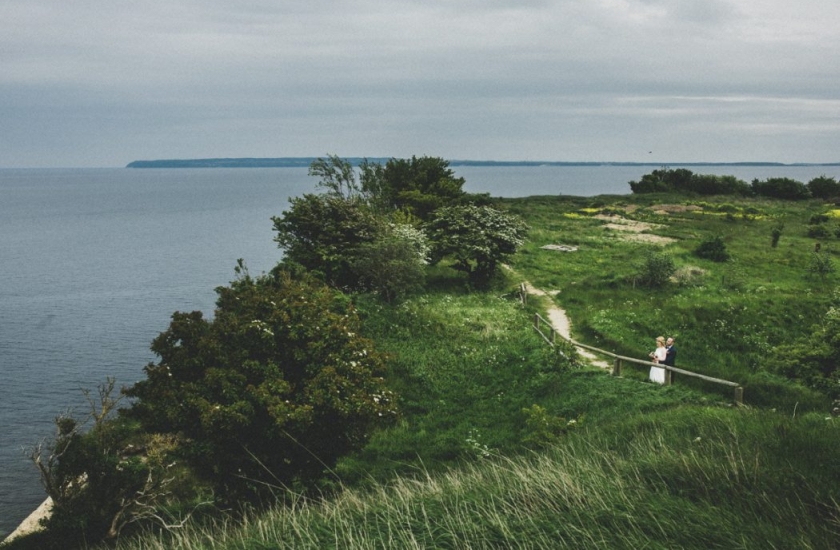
[649, 346, 667, 384]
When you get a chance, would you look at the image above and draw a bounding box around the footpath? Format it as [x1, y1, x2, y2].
[520, 282, 610, 369]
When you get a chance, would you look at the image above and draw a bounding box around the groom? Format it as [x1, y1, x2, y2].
[664, 337, 676, 384]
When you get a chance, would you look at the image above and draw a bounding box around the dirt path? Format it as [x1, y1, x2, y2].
[522, 283, 611, 369]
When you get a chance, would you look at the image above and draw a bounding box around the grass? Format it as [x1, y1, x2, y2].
[502, 194, 835, 411]
[113, 409, 840, 549]
[8, 192, 840, 549]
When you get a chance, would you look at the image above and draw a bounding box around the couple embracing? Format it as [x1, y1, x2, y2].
[649, 336, 676, 384]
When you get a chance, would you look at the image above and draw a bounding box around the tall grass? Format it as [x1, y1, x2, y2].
[115, 408, 840, 549]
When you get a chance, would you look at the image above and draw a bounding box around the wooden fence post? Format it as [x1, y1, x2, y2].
[665, 369, 673, 386]
[534, 313, 539, 330]
[734, 387, 744, 405]
[550, 329, 556, 345]
[612, 358, 622, 376]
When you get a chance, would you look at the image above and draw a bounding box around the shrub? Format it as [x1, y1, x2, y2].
[124, 267, 397, 500]
[636, 250, 676, 287]
[751, 177, 811, 200]
[807, 224, 833, 239]
[771, 223, 784, 248]
[694, 235, 730, 262]
[808, 175, 840, 199]
[808, 251, 836, 281]
[351, 223, 429, 302]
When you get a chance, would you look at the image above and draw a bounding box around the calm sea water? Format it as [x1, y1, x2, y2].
[1, 164, 837, 536]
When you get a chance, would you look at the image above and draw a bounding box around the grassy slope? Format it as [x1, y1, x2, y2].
[20, 193, 839, 549]
[504, 193, 833, 410]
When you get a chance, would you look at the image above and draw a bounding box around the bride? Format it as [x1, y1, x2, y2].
[649, 336, 667, 384]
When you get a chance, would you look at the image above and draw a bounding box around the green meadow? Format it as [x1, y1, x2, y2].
[9, 190, 840, 549]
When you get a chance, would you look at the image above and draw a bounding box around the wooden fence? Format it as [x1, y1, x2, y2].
[531, 311, 744, 405]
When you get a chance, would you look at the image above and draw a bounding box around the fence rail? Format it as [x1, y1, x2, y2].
[532, 312, 744, 405]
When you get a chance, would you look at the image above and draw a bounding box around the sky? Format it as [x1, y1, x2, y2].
[2, 0, 839, 168]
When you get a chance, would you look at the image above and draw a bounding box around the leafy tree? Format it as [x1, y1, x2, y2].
[694, 235, 730, 262]
[629, 168, 685, 194]
[751, 177, 811, 200]
[808, 175, 840, 199]
[124, 267, 396, 500]
[308, 154, 361, 199]
[382, 156, 467, 218]
[272, 193, 381, 288]
[426, 205, 528, 287]
[685, 174, 751, 195]
[629, 168, 750, 196]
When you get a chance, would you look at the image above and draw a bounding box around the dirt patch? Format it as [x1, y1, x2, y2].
[594, 214, 676, 244]
[621, 233, 677, 245]
[594, 214, 664, 233]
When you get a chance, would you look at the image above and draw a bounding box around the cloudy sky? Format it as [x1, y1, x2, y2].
[2, 0, 839, 167]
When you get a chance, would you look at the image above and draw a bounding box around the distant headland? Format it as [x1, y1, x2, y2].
[125, 158, 840, 169]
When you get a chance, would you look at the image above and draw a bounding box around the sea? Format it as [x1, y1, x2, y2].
[1, 163, 837, 537]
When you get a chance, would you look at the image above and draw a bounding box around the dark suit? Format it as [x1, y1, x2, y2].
[664, 345, 676, 366]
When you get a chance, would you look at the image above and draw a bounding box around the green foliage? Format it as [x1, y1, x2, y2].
[272, 193, 381, 288]
[629, 168, 750, 195]
[751, 177, 811, 200]
[767, 290, 840, 397]
[807, 175, 840, 199]
[771, 223, 784, 247]
[382, 156, 467, 219]
[636, 249, 676, 287]
[521, 404, 581, 448]
[350, 223, 429, 303]
[426, 205, 528, 288]
[693, 235, 730, 262]
[807, 250, 836, 281]
[807, 223, 833, 239]
[308, 154, 361, 199]
[123, 268, 396, 500]
[28, 379, 183, 546]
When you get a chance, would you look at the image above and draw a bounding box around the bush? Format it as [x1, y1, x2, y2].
[807, 224, 833, 239]
[751, 177, 811, 200]
[771, 223, 784, 248]
[694, 235, 730, 262]
[808, 251, 836, 280]
[636, 250, 676, 287]
[808, 175, 840, 199]
[124, 267, 397, 501]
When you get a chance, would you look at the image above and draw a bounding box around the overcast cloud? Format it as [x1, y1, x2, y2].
[2, 0, 839, 167]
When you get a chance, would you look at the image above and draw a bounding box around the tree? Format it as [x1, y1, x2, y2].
[426, 205, 528, 287]
[272, 193, 381, 288]
[629, 168, 693, 194]
[808, 175, 840, 200]
[124, 267, 396, 499]
[751, 177, 811, 200]
[308, 154, 360, 199]
[382, 156, 467, 218]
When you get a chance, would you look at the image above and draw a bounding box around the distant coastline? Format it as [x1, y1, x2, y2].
[125, 158, 840, 169]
